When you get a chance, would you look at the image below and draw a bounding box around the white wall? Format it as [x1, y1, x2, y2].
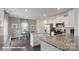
[8, 17, 21, 38]
[3, 13, 8, 45]
[0, 9, 9, 46]
[0, 9, 4, 35]
[0, 9, 4, 46]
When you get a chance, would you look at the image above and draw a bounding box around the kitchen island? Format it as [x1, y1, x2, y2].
[40, 35, 79, 51]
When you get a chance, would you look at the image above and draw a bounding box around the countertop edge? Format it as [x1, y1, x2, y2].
[40, 39, 64, 51]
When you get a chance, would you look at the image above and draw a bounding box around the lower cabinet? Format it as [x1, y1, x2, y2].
[41, 41, 62, 51]
[30, 33, 40, 47]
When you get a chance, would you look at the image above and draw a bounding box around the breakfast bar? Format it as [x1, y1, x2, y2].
[40, 35, 79, 51]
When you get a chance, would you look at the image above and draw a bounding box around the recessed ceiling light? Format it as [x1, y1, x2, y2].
[43, 14, 46, 16]
[25, 9, 28, 12]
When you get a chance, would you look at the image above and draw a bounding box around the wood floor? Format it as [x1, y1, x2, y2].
[0, 38, 40, 51]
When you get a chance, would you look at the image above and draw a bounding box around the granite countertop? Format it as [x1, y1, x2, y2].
[40, 35, 79, 51]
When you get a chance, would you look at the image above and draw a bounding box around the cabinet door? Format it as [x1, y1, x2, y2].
[68, 10, 75, 27]
[64, 10, 75, 27]
[56, 16, 64, 23]
[64, 16, 70, 27]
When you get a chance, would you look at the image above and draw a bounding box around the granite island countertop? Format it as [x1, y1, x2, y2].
[40, 35, 79, 51]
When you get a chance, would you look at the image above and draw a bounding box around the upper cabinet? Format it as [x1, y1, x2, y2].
[64, 10, 75, 27]
[56, 16, 64, 23]
[54, 9, 75, 28]
[42, 9, 75, 28]
[68, 10, 75, 27]
[64, 14, 70, 27]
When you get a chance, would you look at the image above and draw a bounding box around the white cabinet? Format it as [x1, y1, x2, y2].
[53, 9, 75, 28]
[56, 16, 64, 23]
[64, 10, 75, 27]
[64, 15, 70, 27]
[30, 33, 40, 47]
[68, 10, 75, 27]
[47, 19, 53, 24]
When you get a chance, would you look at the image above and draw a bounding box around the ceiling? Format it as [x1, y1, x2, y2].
[5, 8, 73, 20]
